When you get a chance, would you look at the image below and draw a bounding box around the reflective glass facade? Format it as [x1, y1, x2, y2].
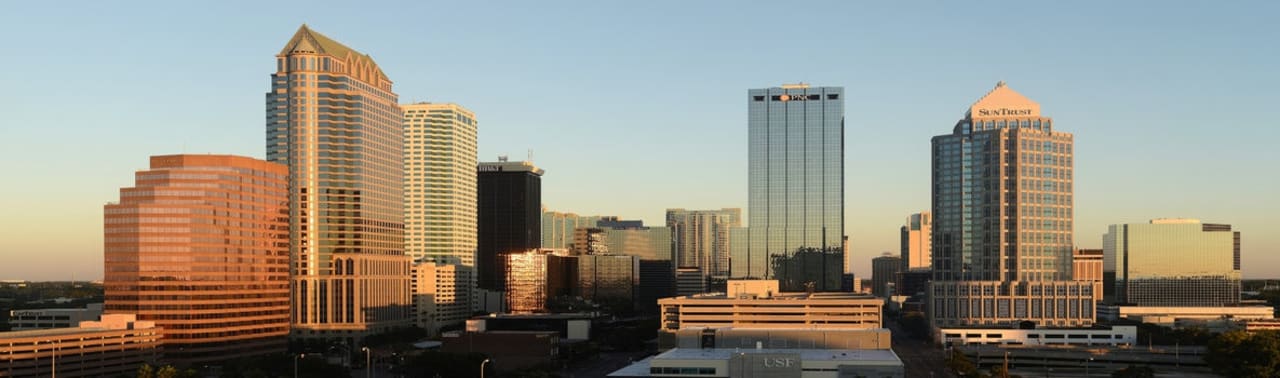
[267, 25, 411, 338]
[576, 255, 640, 313]
[477, 161, 543, 291]
[1103, 220, 1241, 307]
[667, 208, 741, 276]
[744, 85, 844, 292]
[104, 155, 289, 364]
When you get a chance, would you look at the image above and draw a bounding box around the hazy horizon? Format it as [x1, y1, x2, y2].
[1, 1, 1277, 281]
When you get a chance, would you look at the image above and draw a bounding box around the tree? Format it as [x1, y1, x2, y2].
[1206, 330, 1280, 378]
[1111, 365, 1155, 378]
[946, 349, 981, 377]
[137, 364, 155, 378]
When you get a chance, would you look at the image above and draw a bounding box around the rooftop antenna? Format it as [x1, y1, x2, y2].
[498, 155, 508, 162]
[527, 149, 534, 162]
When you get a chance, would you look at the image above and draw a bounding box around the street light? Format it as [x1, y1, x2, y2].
[294, 353, 305, 378]
[1085, 357, 1094, 377]
[480, 358, 491, 378]
[362, 347, 371, 378]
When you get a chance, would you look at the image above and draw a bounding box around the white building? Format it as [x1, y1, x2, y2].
[938, 325, 1137, 347]
[403, 102, 478, 296]
[7, 303, 104, 330]
[609, 348, 903, 378]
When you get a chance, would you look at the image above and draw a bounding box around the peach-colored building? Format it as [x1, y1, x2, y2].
[1, 314, 161, 377]
[104, 154, 289, 364]
[1073, 249, 1103, 282]
[268, 25, 412, 340]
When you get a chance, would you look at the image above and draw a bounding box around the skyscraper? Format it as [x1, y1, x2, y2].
[900, 211, 932, 271]
[929, 82, 1096, 328]
[104, 155, 289, 364]
[477, 160, 543, 291]
[268, 25, 411, 339]
[667, 208, 741, 277]
[743, 84, 845, 292]
[403, 103, 478, 267]
[541, 210, 603, 249]
[1103, 219, 1241, 307]
[871, 254, 902, 298]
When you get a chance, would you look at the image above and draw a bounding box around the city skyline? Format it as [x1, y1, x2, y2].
[2, 1, 1278, 281]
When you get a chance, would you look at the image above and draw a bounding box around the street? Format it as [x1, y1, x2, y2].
[887, 318, 952, 378]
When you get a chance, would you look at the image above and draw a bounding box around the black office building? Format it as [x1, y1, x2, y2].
[478, 160, 544, 291]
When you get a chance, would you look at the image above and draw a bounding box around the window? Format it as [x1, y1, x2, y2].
[753, 96, 765, 101]
[827, 94, 839, 100]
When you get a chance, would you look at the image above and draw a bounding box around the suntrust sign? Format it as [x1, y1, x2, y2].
[977, 108, 1034, 117]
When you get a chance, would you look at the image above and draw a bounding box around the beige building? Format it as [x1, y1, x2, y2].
[412, 262, 474, 336]
[0, 314, 161, 377]
[659, 280, 882, 332]
[900, 212, 931, 270]
[930, 280, 1100, 328]
[403, 102, 478, 268]
[1073, 249, 1103, 282]
[269, 25, 412, 340]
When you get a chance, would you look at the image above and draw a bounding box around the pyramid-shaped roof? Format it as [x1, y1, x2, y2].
[967, 81, 1041, 118]
[279, 24, 388, 81]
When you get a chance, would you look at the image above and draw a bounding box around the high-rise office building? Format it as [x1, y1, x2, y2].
[871, 255, 902, 298]
[268, 25, 411, 339]
[403, 102, 478, 266]
[1103, 219, 1241, 307]
[667, 208, 741, 278]
[900, 212, 932, 271]
[411, 261, 473, 336]
[503, 249, 573, 313]
[577, 254, 640, 313]
[929, 82, 1096, 328]
[478, 160, 543, 291]
[541, 209, 603, 249]
[743, 84, 845, 292]
[104, 155, 289, 364]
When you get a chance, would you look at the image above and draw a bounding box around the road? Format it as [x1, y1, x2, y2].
[887, 318, 953, 378]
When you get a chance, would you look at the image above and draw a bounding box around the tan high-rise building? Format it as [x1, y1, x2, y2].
[411, 261, 473, 336]
[403, 103, 478, 267]
[666, 208, 741, 277]
[104, 154, 289, 364]
[929, 82, 1097, 328]
[900, 212, 931, 270]
[268, 25, 411, 340]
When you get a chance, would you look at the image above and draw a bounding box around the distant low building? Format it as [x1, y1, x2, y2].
[659, 280, 882, 332]
[938, 325, 1137, 347]
[441, 330, 559, 373]
[0, 314, 161, 377]
[8, 303, 103, 330]
[609, 348, 904, 378]
[1097, 304, 1274, 327]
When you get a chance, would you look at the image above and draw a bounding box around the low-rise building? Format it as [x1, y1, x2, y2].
[441, 330, 559, 372]
[412, 261, 474, 336]
[659, 280, 882, 332]
[663, 328, 891, 351]
[0, 314, 161, 377]
[466, 313, 594, 341]
[8, 303, 104, 330]
[608, 348, 904, 378]
[1097, 305, 1274, 326]
[938, 325, 1137, 347]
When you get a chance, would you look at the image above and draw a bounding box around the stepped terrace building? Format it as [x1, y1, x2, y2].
[658, 280, 881, 332]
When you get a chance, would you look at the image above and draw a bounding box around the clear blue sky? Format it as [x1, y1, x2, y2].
[1, 1, 1276, 281]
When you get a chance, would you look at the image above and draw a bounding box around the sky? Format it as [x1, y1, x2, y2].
[0, 1, 1277, 281]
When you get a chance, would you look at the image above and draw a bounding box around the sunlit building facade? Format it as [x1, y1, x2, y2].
[929, 82, 1097, 328]
[0, 314, 161, 378]
[1073, 249, 1103, 282]
[411, 261, 473, 336]
[267, 25, 411, 340]
[541, 210, 603, 250]
[1103, 219, 1241, 307]
[744, 84, 845, 292]
[103, 154, 289, 364]
[503, 249, 572, 313]
[403, 102, 478, 267]
[900, 212, 932, 271]
[667, 208, 741, 277]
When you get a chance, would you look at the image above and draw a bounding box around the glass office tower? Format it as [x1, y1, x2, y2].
[267, 25, 411, 340]
[743, 84, 845, 292]
[667, 208, 741, 277]
[929, 82, 1096, 328]
[1103, 219, 1241, 307]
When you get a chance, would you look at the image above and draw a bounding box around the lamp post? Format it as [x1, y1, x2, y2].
[1085, 357, 1093, 377]
[480, 358, 491, 378]
[361, 347, 371, 378]
[294, 353, 305, 378]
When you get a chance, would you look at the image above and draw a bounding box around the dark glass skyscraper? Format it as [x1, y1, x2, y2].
[477, 160, 543, 291]
[742, 84, 844, 292]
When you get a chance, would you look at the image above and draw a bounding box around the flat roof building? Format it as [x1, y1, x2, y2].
[659, 280, 881, 332]
[7, 303, 103, 330]
[609, 348, 903, 378]
[1104, 219, 1241, 307]
[0, 314, 161, 377]
[478, 160, 544, 292]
